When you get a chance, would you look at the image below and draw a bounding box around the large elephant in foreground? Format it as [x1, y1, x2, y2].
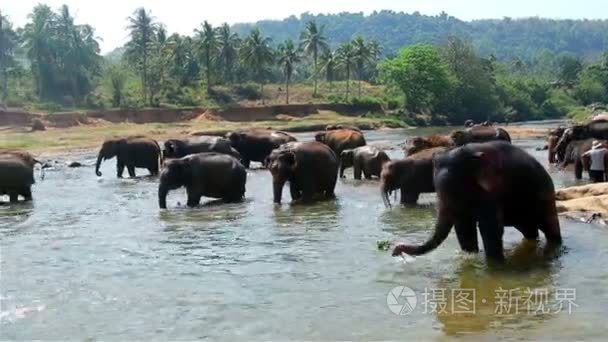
[315, 128, 366, 156]
[95, 136, 161, 178]
[226, 130, 297, 168]
[163, 136, 241, 160]
[339, 146, 390, 179]
[266, 141, 338, 204]
[392, 141, 562, 262]
[158, 153, 246, 209]
[450, 126, 511, 146]
[0, 150, 40, 202]
[381, 147, 447, 206]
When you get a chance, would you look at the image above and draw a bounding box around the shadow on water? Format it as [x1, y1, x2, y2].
[434, 240, 561, 336]
[271, 199, 341, 231]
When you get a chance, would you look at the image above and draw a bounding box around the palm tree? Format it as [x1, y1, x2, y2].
[300, 20, 328, 97]
[216, 23, 240, 84]
[278, 39, 301, 104]
[241, 28, 273, 104]
[0, 10, 17, 107]
[126, 7, 157, 105]
[337, 42, 356, 101]
[194, 21, 217, 93]
[21, 4, 55, 100]
[352, 36, 371, 97]
[320, 49, 337, 92]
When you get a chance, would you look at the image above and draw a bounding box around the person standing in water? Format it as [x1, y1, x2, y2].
[582, 140, 608, 183]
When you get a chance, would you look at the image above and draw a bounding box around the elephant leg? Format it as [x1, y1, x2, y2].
[289, 181, 302, 201]
[454, 215, 479, 253]
[353, 163, 362, 180]
[148, 162, 159, 176]
[186, 188, 201, 208]
[127, 166, 136, 178]
[116, 160, 125, 178]
[21, 187, 33, 202]
[241, 159, 251, 169]
[514, 224, 539, 241]
[9, 191, 19, 203]
[363, 170, 372, 180]
[574, 159, 583, 180]
[401, 187, 419, 205]
[477, 203, 505, 262]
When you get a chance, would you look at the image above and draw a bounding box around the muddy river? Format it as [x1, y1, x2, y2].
[2, 123, 608, 340]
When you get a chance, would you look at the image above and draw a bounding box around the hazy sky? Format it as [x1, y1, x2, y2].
[3, 0, 606, 53]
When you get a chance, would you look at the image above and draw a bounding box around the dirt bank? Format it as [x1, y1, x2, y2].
[556, 183, 608, 225]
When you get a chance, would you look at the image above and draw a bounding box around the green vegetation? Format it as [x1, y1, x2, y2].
[1, 6, 608, 125]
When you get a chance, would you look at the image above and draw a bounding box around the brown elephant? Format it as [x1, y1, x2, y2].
[314, 129, 366, 156]
[158, 153, 246, 209]
[339, 146, 390, 179]
[392, 141, 562, 262]
[380, 147, 447, 206]
[325, 124, 361, 132]
[405, 135, 452, 156]
[0, 150, 40, 202]
[546, 127, 565, 163]
[266, 141, 338, 204]
[450, 126, 511, 146]
[95, 136, 161, 178]
[226, 129, 297, 168]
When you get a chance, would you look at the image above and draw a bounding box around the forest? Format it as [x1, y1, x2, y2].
[1, 5, 608, 125]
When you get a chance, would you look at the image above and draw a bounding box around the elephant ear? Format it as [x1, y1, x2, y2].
[280, 151, 298, 171]
[472, 151, 503, 193]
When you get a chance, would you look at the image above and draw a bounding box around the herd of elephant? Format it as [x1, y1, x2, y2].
[1, 122, 565, 262]
[546, 114, 608, 179]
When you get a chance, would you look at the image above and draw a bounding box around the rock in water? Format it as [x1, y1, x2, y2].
[67, 161, 83, 168]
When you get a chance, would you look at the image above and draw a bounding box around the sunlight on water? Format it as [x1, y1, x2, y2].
[1, 127, 608, 340]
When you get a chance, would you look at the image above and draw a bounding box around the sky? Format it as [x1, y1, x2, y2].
[2, 0, 607, 53]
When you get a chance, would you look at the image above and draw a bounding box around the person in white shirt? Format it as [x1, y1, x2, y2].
[582, 140, 608, 183]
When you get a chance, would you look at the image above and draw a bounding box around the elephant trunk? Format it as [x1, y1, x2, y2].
[392, 206, 454, 257]
[380, 181, 392, 208]
[273, 177, 286, 204]
[95, 151, 104, 177]
[158, 183, 169, 209]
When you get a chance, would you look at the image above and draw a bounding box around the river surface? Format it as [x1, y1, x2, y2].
[2, 124, 608, 340]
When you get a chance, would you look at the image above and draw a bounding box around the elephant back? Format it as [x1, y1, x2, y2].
[0, 156, 36, 186]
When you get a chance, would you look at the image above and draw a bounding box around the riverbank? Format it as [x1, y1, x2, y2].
[0, 109, 404, 154]
[556, 183, 608, 225]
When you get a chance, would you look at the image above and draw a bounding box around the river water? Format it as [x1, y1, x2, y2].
[2, 124, 608, 340]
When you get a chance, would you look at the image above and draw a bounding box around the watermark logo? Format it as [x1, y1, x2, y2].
[387, 286, 578, 316]
[386, 286, 417, 315]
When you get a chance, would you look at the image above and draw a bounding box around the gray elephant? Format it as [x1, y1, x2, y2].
[339, 146, 390, 179]
[266, 141, 338, 204]
[163, 136, 241, 160]
[95, 136, 161, 178]
[450, 126, 511, 146]
[0, 150, 39, 202]
[225, 130, 297, 168]
[158, 153, 246, 209]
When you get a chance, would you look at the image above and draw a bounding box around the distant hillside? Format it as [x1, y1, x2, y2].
[232, 11, 608, 61]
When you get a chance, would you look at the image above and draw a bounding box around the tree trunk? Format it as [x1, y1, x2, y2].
[345, 65, 350, 101]
[313, 49, 318, 97]
[286, 76, 290, 105]
[206, 54, 211, 94]
[261, 81, 265, 105]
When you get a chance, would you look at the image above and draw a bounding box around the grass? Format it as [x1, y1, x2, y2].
[0, 110, 402, 154]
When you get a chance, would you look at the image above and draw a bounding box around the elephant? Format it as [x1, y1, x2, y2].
[560, 138, 595, 179]
[314, 128, 366, 156]
[266, 141, 338, 204]
[158, 152, 246, 209]
[405, 135, 452, 156]
[450, 126, 511, 146]
[392, 141, 562, 262]
[95, 136, 161, 178]
[381, 147, 448, 206]
[547, 127, 565, 163]
[163, 136, 241, 160]
[339, 146, 390, 179]
[326, 124, 361, 132]
[226, 130, 297, 168]
[555, 120, 608, 163]
[0, 151, 38, 202]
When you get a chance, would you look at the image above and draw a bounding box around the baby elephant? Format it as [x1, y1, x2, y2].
[339, 146, 390, 179]
[158, 153, 246, 209]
